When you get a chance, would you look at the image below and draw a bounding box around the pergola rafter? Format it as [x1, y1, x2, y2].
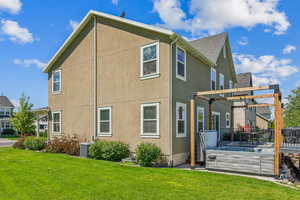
[190, 84, 283, 176]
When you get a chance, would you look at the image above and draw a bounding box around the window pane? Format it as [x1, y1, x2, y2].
[198, 122, 204, 132]
[212, 81, 216, 90]
[53, 113, 60, 123]
[178, 120, 185, 133]
[177, 62, 185, 77]
[53, 123, 60, 132]
[143, 120, 157, 133]
[197, 111, 203, 121]
[100, 109, 110, 121]
[178, 106, 184, 120]
[53, 71, 60, 82]
[53, 82, 60, 92]
[143, 45, 157, 61]
[100, 121, 110, 133]
[177, 48, 185, 63]
[143, 60, 157, 75]
[144, 106, 156, 119]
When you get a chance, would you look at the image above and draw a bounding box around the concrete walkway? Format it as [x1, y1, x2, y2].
[0, 138, 15, 147]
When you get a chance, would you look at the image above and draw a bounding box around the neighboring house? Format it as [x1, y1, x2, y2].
[32, 107, 49, 135]
[233, 72, 256, 130]
[43, 11, 236, 166]
[0, 96, 14, 134]
[256, 106, 272, 130]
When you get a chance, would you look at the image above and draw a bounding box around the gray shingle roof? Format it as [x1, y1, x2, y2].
[0, 96, 14, 108]
[189, 32, 227, 64]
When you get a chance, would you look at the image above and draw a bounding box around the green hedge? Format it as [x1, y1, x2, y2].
[89, 140, 130, 161]
[24, 136, 47, 150]
[135, 143, 161, 167]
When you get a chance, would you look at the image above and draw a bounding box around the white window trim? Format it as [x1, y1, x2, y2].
[226, 112, 231, 128]
[140, 102, 160, 138]
[140, 42, 160, 80]
[196, 106, 205, 132]
[97, 106, 112, 137]
[52, 111, 62, 135]
[219, 73, 224, 97]
[52, 69, 62, 94]
[176, 102, 187, 138]
[210, 68, 216, 90]
[176, 45, 186, 81]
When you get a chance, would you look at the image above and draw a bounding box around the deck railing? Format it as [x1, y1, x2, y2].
[282, 128, 300, 148]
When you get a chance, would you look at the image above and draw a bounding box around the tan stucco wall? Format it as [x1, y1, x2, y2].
[48, 21, 94, 141]
[256, 115, 269, 130]
[48, 17, 172, 156]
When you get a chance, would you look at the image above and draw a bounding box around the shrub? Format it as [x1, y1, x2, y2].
[24, 136, 47, 150]
[135, 143, 161, 167]
[89, 140, 130, 161]
[38, 131, 48, 138]
[45, 135, 80, 156]
[1, 128, 16, 136]
[12, 137, 26, 149]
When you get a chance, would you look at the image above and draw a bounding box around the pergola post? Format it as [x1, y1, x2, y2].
[274, 93, 283, 176]
[190, 97, 196, 168]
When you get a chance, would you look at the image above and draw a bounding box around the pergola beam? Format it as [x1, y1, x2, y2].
[232, 103, 275, 109]
[196, 85, 277, 96]
[215, 94, 274, 101]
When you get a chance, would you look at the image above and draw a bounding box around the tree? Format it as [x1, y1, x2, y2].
[284, 87, 300, 128]
[11, 94, 36, 136]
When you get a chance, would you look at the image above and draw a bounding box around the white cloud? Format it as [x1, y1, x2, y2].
[14, 59, 46, 69]
[0, 19, 34, 44]
[282, 45, 296, 54]
[153, 0, 290, 36]
[69, 20, 79, 31]
[112, 0, 118, 5]
[234, 54, 298, 86]
[238, 36, 248, 46]
[0, 0, 22, 14]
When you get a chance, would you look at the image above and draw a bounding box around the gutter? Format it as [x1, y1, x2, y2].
[93, 15, 97, 141]
[169, 37, 179, 167]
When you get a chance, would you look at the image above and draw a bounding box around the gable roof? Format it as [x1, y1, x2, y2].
[43, 10, 215, 73]
[0, 96, 14, 108]
[189, 32, 227, 64]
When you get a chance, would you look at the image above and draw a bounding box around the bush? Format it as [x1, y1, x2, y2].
[45, 135, 80, 156]
[12, 137, 26, 149]
[38, 131, 48, 138]
[135, 143, 161, 167]
[89, 140, 130, 161]
[1, 128, 16, 136]
[24, 136, 47, 150]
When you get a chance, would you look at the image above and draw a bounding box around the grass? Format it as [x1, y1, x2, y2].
[0, 135, 19, 140]
[0, 148, 299, 200]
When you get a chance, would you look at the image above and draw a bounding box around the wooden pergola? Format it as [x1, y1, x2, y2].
[189, 85, 283, 176]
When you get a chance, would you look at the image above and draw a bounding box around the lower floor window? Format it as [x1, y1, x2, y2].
[98, 107, 112, 136]
[226, 112, 231, 128]
[176, 102, 187, 137]
[52, 111, 61, 134]
[197, 107, 204, 132]
[141, 103, 159, 137]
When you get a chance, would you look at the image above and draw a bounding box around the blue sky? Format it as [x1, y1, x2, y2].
[0, 0, 299, 108]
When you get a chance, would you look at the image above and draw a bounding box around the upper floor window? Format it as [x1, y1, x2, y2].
[176, 46, 186, 81]
[140, 42, 159, 79]
[176, 102, 187, 137]
[211, 68, 216, 90]
[223, 46, 226, 58]
[52, 70, 61, 93]
[98, 107, 112, 136]
[219, 73, 224, 96]
[141, 103, 160, 137]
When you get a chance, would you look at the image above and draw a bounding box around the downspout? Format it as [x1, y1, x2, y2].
[93, 15, 97, 141]
[169, 37, 178, 167]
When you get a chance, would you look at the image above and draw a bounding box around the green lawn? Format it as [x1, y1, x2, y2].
[0, 136, 19, 140]
[0, 148, 299, 200]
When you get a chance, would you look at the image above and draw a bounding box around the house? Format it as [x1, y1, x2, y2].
[233, 72, 256, 131]
[256, 107, 272, 130]
[0, 96, 14, 134]
[43, 11, 236, 166]
[32, 107, 49, 135]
